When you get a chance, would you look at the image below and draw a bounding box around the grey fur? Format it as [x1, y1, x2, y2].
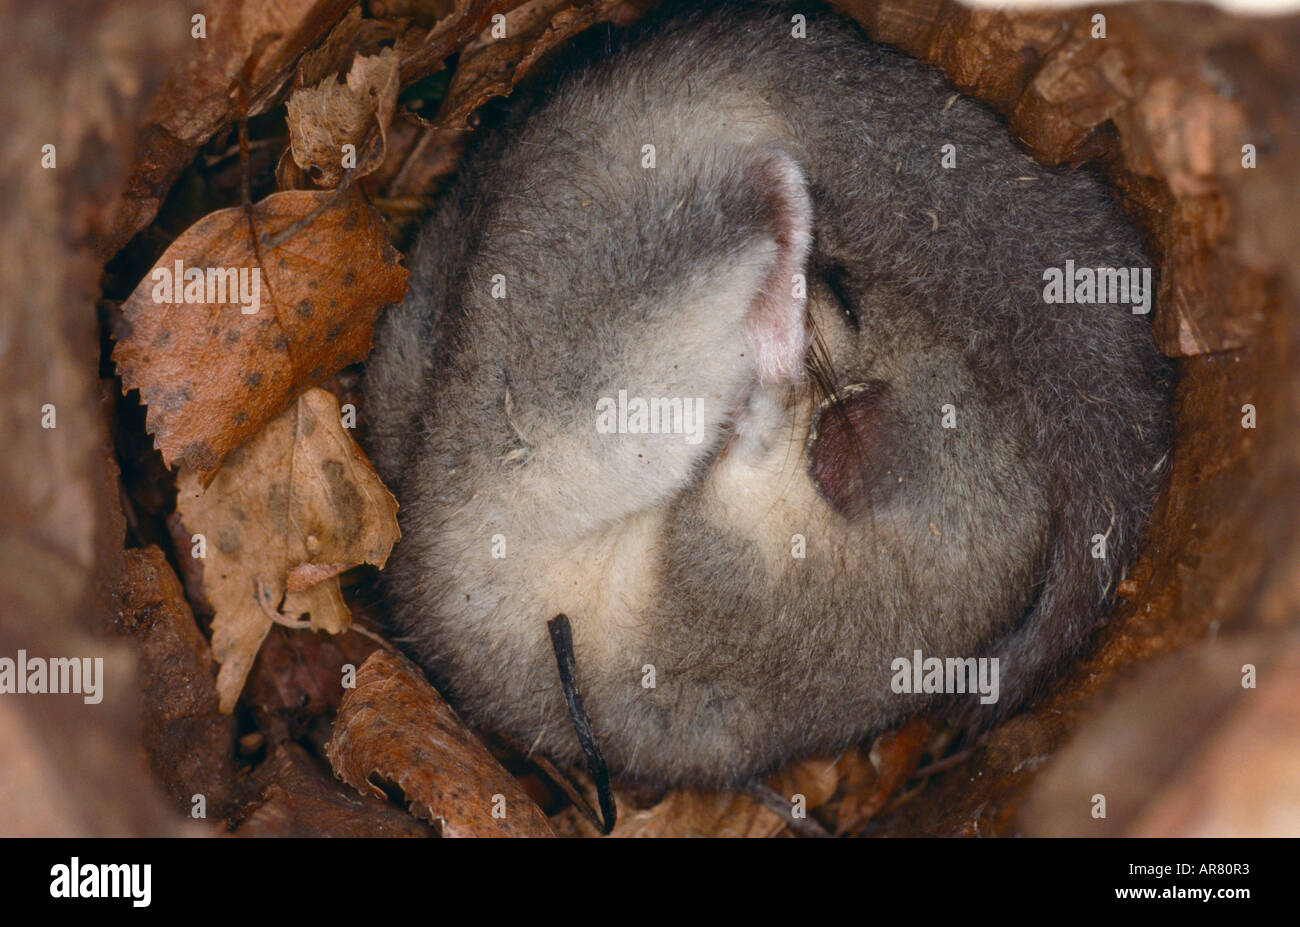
[363, 1, 1170, 787]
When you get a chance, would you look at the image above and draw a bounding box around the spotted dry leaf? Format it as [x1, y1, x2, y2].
[176, 388, 400, 712]
[113, 186, 407, 479]
[328, 650, 556, 837]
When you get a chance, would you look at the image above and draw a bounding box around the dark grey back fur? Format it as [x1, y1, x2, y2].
[363, 1, 1170, 787]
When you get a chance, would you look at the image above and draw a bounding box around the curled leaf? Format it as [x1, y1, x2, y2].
[177, 388, 400, 712]
[433, 0, 652, 131]
[328, 650, 556, 837]
[287, 48, 400, 186]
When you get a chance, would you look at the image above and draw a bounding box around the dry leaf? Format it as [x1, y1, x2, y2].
[327, 650, 555, 837]
[374, 0, 651, 197]
[105, 0, 356, 256]
[117, 547, 240, 817]
[374, 118, 472, 198]
[176, 388, 400, 712]
[608, 790, 788, 838]
[549, 753, 851, 837]
[296, 6, 425, 87]
[245, 622, 380, 746]
[397, 0, 511, 87]
[287, 48, 400, 186]
[114, 186, 407, 478]
[833, 718, 933, 833]
[239, 743, 436, 837]
[372, 0, 460, 24]
[765, 754, 843, 811]
[433, 0, 652, 131]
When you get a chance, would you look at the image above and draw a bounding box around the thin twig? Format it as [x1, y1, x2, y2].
[746, 782, 832, 838]
[547, 614, 616, 835]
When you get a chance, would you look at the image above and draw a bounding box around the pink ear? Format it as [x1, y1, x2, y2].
[746, 151, 813, 384]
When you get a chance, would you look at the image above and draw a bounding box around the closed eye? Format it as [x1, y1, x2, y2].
[824, 264, 860, 333]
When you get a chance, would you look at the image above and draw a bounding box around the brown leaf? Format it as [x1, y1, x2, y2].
[609, 790, 788, 838]
[238, 743, 436, 837]
[296, 6, 414, 87]
[376, 1, 656, 199]
[433, 0, 653, 131]
[372, 0, 461, 25]
[287, 48, 401, 186]
[553, 751, 864, 838]
[176, 388, 400, 712]
[765, 754, 844, 811]
[116, 546, 241, 818]
[245, 622, 380, 746]
[327, 650, 555, 837]
[397, 0, 513, 87]
[374, 118, 472, 199]
[105, 0, 357, 257]
[114, 186, 407, 478]
[834, 719, 933, 834]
